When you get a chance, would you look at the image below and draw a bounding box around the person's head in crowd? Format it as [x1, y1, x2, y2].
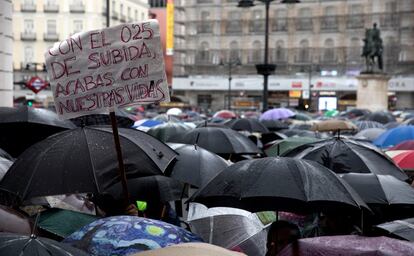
[266, 220, 301, 256]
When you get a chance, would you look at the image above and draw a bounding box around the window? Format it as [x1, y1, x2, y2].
[251, 41, 262, 62]
[24, 46, 34, 63]
[348, 37, 360, 61]
[323, 39, 335, 62]
[322, 6, 338, 30]
[73, 20, 83, 33]
[47, 20, 56, 35]
[275, 40, 286, 62]
[347, 4, 364, 28]
[120, 4, 124, 15]
[299, 39, 310, 62]
[24, 19, 34, 33]
[273, 9, 287, 31]
[141, 12, 145, 21]
[297, 8, 312, 31]
[135, 10, 138, 20]
[199, 42, 210, 62]
[250, 10, 264, 32]
[227, 11, 241, 33]
[24, 0, 34, 4]
[229, 41, 240, 61]
[46, 0, 56, 5]
[127, 7, 131, 20]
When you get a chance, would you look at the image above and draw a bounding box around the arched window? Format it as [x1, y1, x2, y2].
[275, 40, 286, 62]
[198, 42, 210, 62]
[323, 39, 335, 62]
[251, 41, 262, 62]
[229, 41, 240, 61]
[299, 39, 309, 62]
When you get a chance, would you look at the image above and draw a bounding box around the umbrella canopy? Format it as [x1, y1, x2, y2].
[289, 123, 313, 131]
[265, 137, 321, 157]
[224, 119, 269, 133]
[70, 113, 134, 128]
[354, 128, 386, 141]
[0, 148, 13, 161]
[283, 137, 408, 181]
[260, 108, 295, 121]
[0, 127, 177, 202]
[190, 157, 369, 213]
[281, 129, 327, 139]
[0, 106, 75, 157]
[38, 209, 98, 238]
[361, 111, 396, 124]
[376, 218, 414, 242]
[390, 140, 414, 150]
[260, 120, 289, 131]
[167, 143, 229, 187]
[241, 111, 261, 119]
[292, 112, 313, 121]
[324, 110, 339, 117]
[169, 127, 261, 155]
[152, 114, 180, 123]
[355, 121, 385, 131]
[195, 121, 229, 129]
[385, 121, 401, 130]
[340, 173, 414, 206]
[213, 110, 237, 119]
[187, 203, 267, 256]
[104, 175, 185, 202]
[385, 150, 409, 159]
[147, 122, 194, 142]
[166, 108, 183, 116]
[0, 205, 32, 235]
[63, 216, 202, 256]
[133, 242, 246, 256]
[278, 235, 414, 256]
[0, 232, 89, 256]
[133, 119, 163, 132]
[28, 194, 96, 215]
[374, 126, 414, 148]
[403, 118, 414, 125]
[340, 108, 371, 119]
[0, 156, 12, 181]
[392, 150, 414, 170]
[311, 120, 357, 132]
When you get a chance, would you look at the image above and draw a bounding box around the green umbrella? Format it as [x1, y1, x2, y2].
[324, 110, 339, 117]
[38, 209, 99, 238]
[265, 137, 321, 156]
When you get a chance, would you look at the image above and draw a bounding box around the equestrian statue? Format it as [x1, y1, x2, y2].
[361, 23, 384, 73]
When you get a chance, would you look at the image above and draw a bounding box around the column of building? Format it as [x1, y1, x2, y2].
[0, 0, 13, 107]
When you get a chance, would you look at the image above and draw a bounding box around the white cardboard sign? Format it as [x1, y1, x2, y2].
[45, 20, 170, 119]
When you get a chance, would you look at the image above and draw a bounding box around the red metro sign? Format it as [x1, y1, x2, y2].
[26, 76, 49, 94]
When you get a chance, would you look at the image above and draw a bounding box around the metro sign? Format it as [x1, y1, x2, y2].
[26, 76, 49, 94]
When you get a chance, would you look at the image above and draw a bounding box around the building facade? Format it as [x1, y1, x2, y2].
[0, 0, 13, 107]
[172, 0, 414, 112]
[12, 0, 149, 107]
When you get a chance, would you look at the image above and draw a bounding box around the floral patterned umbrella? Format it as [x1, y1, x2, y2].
[63, 216, 202, 256]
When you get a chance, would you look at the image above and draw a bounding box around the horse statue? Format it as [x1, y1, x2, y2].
[361, 23, 384, 73]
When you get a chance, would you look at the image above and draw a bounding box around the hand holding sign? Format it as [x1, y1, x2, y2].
[45, 20, 170, 120]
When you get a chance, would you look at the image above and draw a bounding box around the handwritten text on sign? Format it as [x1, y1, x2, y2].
[45, 20, 170, 119]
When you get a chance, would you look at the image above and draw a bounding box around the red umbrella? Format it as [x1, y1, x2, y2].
[393, 150, 414, 170]
[390, 140, 414, 150]
[213, 110, 237, 119]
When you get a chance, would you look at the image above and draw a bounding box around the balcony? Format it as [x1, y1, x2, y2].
[197, 23, 213, 34]
[320, 17, 338, 31]
[380, 14, 399, 29]
[111, 11, 119, 20]
[43, 4, 59, 12]
[120, 14, 127, 22]
[21, 3, 36, 12]
[347, 15, 364, 29]
[249, 20, 265, 33]
[43, 33, 59, 42]
[21, 31, 36, 41]
[69, 4, 85, 13]
[226, 21, 242, 33]
[272, 19, 288, 32]
[296, 18, 313, 31]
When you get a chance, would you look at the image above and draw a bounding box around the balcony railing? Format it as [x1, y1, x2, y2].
[249, 20, 265, 33]
[43, 4, 59, 12]
[347, 15, 364, 29]
[226, 21, 242, 33]
[69, 4, 85, 13]
[197, 23, 213, 34]
[21, 3, 36, 12]
[296, 18, 313, 31]
[21, 31, 36, 41]
[320, 17, 338, 31]
[43, 33, 59, 41]
[272, 19, 288, 32]
[380, 14, 399, 28]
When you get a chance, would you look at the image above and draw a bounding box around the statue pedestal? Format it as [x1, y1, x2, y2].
[356, 73, 390, 112]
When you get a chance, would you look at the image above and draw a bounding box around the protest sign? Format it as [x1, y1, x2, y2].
[45, 20, 170, 120]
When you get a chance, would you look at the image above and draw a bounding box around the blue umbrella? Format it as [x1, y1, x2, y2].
[63, 216, 202, 256]
[133, 119, 163, 132]
[374, 126, 414, 148]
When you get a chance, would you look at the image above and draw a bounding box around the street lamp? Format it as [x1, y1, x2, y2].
[238, 0, 300, 111]
[300, 64, 320, 111]
[220, 58, 242, 110]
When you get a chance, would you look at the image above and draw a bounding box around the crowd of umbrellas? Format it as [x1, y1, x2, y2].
[1, 106, 414, 255]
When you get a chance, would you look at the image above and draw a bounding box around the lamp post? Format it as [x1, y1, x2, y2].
[238, 0, 299, 111]
[301, 64, 320, 111]
[220, 58, 241, 110]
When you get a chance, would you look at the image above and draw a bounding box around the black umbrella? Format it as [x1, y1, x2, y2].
[167, 143, 230, 187]
[190, 157, 369, 214]
[0, 232, 89, 256]
[404, 118, 414, 126]
[376, 218, 414, 241]
[360, 111, 396, 124]
[0, 127, 177, 202]
[70, 112, 134, 128]
[169, 127, 261, 155]
[224, 119, 269, 133]
[0, 148, 13, 161]
[289, 123, 313, 130]
[340, 108, 370, 119]
[147, 122, 194, 142]
[283, 137, 408, 181]
[340, 173, 414, 206]
[281, 129, 326, 139]
[195, 121, 229, 129]
[354, 121, 385, 131]
[384, 122, 401, 130]
[260, 120, 289, 131]
[0, 106, 75, 157]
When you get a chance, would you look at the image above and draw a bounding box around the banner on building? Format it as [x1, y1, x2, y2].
[45, 20, 170, 119]
[166, 0, 174, 56]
